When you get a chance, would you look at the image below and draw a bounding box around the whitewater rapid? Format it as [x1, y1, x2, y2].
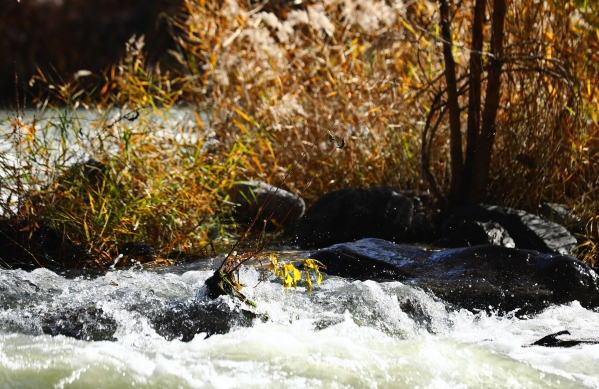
[0, 253, 598, 388]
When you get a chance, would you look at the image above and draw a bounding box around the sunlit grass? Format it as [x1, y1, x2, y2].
[2, 0, 599, 268]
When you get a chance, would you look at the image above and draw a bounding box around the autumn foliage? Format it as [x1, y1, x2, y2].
[3, 0, 599, 267]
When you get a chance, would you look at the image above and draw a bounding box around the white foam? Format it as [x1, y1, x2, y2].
[0, 264, 597, 387]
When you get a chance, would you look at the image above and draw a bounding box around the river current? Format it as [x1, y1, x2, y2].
[1, 251, 598, 389]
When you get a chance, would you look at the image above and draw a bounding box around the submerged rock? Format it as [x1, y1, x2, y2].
[150, 296, 256, 341]
[39, 294, 255, 342]
[292, 187, 414, 248]
[310, 238, 599, 315]
[229, 181, 305, 230]
[42, 306, 118, 341]
[442, 204, 577, 255]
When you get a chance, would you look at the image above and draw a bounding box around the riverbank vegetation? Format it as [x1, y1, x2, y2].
[2, 0, 599, 269]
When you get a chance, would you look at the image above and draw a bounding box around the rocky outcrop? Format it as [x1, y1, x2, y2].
[292, 187, 414, 248]
[309, 238, 599, 315]
[229, 181, 305, 230]
[441, 204, 577, 255]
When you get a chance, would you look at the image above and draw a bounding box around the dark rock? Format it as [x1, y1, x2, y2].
[309, 238, 599, 315]
[531, 330, 599, 348]
[442, 204, 577, 255]
[42, 306, 118, 341]
[229, 181, 305, 230]
[40, 295, 255, 342]
[408, 212, 435, 242]
[292, 187, 414, 248]
[532, 330, 572, 347]
[0, 219, 86, 270]
[64, 158, 108, 187]
[117, 242, 157, 264]
[539, 203, 580, 227]
[437, 220, 515, 248]
[150, 296, 256, 341]
[80, 158, 108, 184]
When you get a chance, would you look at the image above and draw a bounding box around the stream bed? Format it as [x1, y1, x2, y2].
[1, 251, 599, 388]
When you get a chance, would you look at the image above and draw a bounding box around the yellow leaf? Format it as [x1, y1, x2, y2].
[303, 258, 326, 270]
[305, 269, 313, 292]
[283, 263, 301, 290]
[303, 258, 326, 287]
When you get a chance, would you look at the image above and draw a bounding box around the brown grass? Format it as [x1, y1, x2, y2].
[3, 0, 599, 267]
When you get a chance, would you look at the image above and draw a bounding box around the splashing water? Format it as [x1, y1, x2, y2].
[0, 252, 598, 388]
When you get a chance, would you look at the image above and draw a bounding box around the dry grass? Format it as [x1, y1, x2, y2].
[1, 36, 270, 267]
[2, 0, 599, 267]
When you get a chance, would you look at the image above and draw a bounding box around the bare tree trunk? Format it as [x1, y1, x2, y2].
[460, 0, 485, 202]
[439, 0, 464, 203]
[469, 0, 507, 203]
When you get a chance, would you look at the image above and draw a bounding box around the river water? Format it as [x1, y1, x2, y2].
[1, 251, 599, 389]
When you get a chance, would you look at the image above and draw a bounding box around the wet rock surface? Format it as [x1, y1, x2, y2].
[531, 330, 599, 348]
[42, 307, 118, 341]
[441, 204, 577, 255]
[292, 187, 414, 248]
[150, 296, 256, 341]
[0, 266, 257, 343]
[117, 242, 158, 263]
[310, 238, 599, 315]
[39, 291, 255, 342]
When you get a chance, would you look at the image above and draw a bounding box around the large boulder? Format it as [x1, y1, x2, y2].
[229, 181, 305, 230]
[309, 238, 599, 315]
[442, 204, 577, 255]
[292, 187, 414, 248]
